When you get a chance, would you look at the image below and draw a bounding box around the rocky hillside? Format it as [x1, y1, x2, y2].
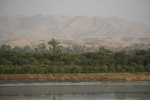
[0, 15, 150, 47]
[0, 15, 150, 39]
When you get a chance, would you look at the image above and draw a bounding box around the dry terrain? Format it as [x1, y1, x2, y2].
[0, 73, 150, 83]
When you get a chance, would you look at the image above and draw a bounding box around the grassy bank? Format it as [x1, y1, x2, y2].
[0, 73, 150, 83]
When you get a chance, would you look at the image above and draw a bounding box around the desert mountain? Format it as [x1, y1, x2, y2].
[0, 15, 150, 47]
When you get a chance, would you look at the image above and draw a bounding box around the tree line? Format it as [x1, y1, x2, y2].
[0, 40, 112, 54]
[0, 39, 150, 74]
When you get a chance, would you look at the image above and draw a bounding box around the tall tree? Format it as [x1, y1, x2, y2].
[48, 39, 60, 55]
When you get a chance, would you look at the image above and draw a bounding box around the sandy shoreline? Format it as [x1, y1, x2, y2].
[0, 73, 150, 83]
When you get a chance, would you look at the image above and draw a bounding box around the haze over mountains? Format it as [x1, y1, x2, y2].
[0, 15, 150, 47]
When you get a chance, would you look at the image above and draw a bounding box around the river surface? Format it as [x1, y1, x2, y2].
[0, 81, 150, 100]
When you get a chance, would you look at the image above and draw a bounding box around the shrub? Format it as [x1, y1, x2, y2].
[71, 65, 83, 73]
[108, 67, 115, 72]
[99, 65, 108, 73]
[146, 64, 150, 72]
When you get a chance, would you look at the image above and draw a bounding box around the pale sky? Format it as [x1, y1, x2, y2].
[0, 0, 150, 25]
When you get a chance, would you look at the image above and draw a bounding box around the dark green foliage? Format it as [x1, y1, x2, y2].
[0, 45, 12, 51]
[70, 65, 83, 73]
[114, 52, 127, 65]
[0, 50, 150, 74]
[108, 67, 116, 72]
[99, 65, 108, 72]
[146, 64, 150, 72]
[99, 47, 112, 53]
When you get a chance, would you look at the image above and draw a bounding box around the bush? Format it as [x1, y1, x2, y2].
[123, 65, 135, 72]
[0, 65, 11, 74]
[108, 67, 116, 72]
[56, 67, 65, 73]
[99, 65, 108, 72]
[40, 58, 51, 65]
[70, 65, 83, 73]
[22, 65, 35, 74]
[11, 66, 22, 74]
[0, 49, 150, 74]
[146, 64, 150, 72]
[0, 58, 12, 65]
[134, 65, 145, 72]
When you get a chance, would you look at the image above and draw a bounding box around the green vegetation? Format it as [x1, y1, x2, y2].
[0, 39, 150, 74]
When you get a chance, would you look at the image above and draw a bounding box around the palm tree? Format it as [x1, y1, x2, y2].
[48, 39, 60, 55]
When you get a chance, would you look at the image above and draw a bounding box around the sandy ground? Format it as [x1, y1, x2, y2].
[0, 73, 150, 83]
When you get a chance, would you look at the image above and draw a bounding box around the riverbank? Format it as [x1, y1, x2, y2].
[0, 73, 150, 83]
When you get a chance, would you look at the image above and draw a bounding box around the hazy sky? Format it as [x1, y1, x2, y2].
[0, 0, 150, 25]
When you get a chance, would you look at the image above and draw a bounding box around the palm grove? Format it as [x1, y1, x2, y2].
[0, 39, 150, 74]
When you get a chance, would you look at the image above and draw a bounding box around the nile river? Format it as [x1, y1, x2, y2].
[0, 81, 150, 100]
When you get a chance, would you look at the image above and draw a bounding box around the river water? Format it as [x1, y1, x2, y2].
[0, 81, 150, 100]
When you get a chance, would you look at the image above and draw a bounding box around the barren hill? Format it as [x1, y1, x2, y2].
[0, 15, 150, 47]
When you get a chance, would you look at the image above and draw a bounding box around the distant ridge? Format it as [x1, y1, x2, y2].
[0, 15, 150, 40]
[0, 15, 150, 47]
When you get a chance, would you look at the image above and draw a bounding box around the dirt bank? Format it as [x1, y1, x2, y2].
[0, 73, 150, 83]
